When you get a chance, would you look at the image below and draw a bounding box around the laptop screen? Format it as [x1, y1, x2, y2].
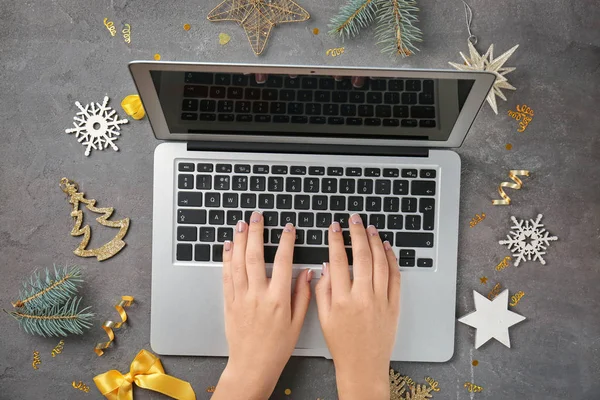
[148, 70, 476, 142]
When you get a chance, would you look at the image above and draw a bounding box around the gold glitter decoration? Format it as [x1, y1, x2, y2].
[312, 27, 319, 34]
[508, 104, 534, 132]
[121, 95, 145, 120]
[73, 381, 91, 393]
[206, 386, 216, 393]
[207, 0, 310, 55]
[492, 170, 530, 206]
[469, 213, 486, 228]
[219, 32, 232, 45]
[487, 282, 502, 300]
[425, 377, 440, 392]
[51, 340, 65, 357]
[389, 369, 408, 400]
[464, 382, 483, 392]
[60, 178, 130, 261]
[505, 143, 513, 150]
[479, 276, 488, 285]
[154, 53, 161, 60]
[405, 384, 433, 400]
[32, 351, 41, 369]
[103, 18, 117, 36]
[183, 23, 191, 31]
[94, 296, 134, 356]
[509, 291, 525, 307]
[122, 23, 131, 44]
[284, 388, 292, 395]
[326, 47, 345, 57]
[472, 360, 479, 366]
[495, 256, 511, 271]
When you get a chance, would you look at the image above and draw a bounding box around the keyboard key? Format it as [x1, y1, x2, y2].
[177, 226, 197, 242]
[194, 244, 210, 262]
[212, 245, 224, 262]
[288, 102, 304, 114]
[241, 193, 256, 208]
[406, 80, 421, 91]
[270, 229, 283, 244]
[402, 169, 418, 178]
[312, 195, 328, 210]
[199, 113, 216, 121]
[272, 165, 288, 174]
[423, 80, 434, 93]
[419, 92, 435, 105]
[349, 92, 365, 103]
[383, 118, 400, 127]
[335, 213, 350, 228]
[214, 73, 231, 85]
[401, 119, 418, 128]
[234, 164, 251, 173]
[306, 230, 322, 245]
[210, 86, 226, 98]
[400, 258, 415, 267]
[226, 211, 242, 226]
[328, 117, 344, 125]
[223, 192, 238, 208]
[341, 104, 357, 116]
[396, 233, 434, 248]
[295, 195, 310, 209]
[182, 99, 198, 112]
[420, 120, 436, 128]
[197, 163, 213, 172]
[358, 105, 374, 117]
[280, 212, 296, 226]
[393, 106, 409, 118]
[185, 72, 213, 84]
[244, 211, 253, 223]
[366, 197, 382, 211]
[209, 210, 225, 225]
[405, 215, 421, 230]
[291, 166, 307, 175]
[178, 174, 194, 189]
[218, 100, 234, 113]
[184, 85, 209, 98]
[237, 114, 252, 122]
[330, 196, 346, 210]
[387, 214, 403, 229]
[383, 197, 399, 212]
[297, 90, 312, 102]
[346, 167, 362, 176]
[217, 227, 233, 242]
[357, 179, 373, 194]
[420, 169, 436, 179]
[252, 165, 268, 174]
[178, 209, 206, 224]
[308, 166, 325, 176]
[418, 258, 433, 268]
[277, 194, 293, 209]
[393, 180, 409, 195]
[399, 249, 416, 258]
[227, 87, 244, 99]
[263, 211, 278, 226]
[304, 177, 320, 192]
[412, 180, 436, 196]
[401, 197, 417, 213]
[181, 112, 198, 121]
[250, 176, 266, 191]
[255, 115, 272, 123]
[266, 75, 283, 88]
[316, 213, 332, 227]
[375, 105, 392, 118]
[375, 179, 391, 194]
[279, 89, 295, 101]
[295, 230, 305, 245]
[205, 193, 220, 207]
[284, 76, 301, 88]
[214, 175, 230, 190]
[388, 80, 404, 91]
[411, 106, 436, 119]
[232, 176, 248, 191]
[379, 231, 393, 243]
[327, 167, 344, 176]
[299, 212, 314, 227]
[348, 196, 364, 211]
[384, 92, 400, 104]
[262, 88, 278, 101]
[365, 118, 381, 126]
[302, 77, 318, 89]
[370, 80, 387, 91]
[319, 77, 335, 90]
[199, 100, 216, 112]
[367, 92, 383, 103]
[383, 168, 400, 177]
[420, 198, 435, 230]
[286, 177, 302, 192]
[245, 88, 261, 100]
[176, 244, 192, 261]
[306, 103, 322, 115]
[259, 194, 275, 209]
[270, 102, 286, 114]
[178, 192, 202, 207]
[216, 164, 232, 173]
[218, 114, 234, 122]
[342, 231, 352, 246]
[340, 179, 355, 193]
[365, 168, 380, 177]
[253, 101, 269, 113]
[268, 177, 283, 192]
[310, 116, 326, 124]
[369, 214, 386, 229]
[315, 91, 331, 102]
[291, 116, 308, 124]
[323, 104, 339, 116]
[232, 74, 248, 86]
[332, 91, 348, 102]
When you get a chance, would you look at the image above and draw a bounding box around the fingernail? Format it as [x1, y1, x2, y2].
[334, 76, 343, 81]
[251, 211, 262, 223]
[289, 74, 298, 78]
[331, 221, 341, 232]
[224, 240, 232, 251]
[383, 240, 392, 251]
[350, 213, 363, 225]
[255, 73, 267, 84]
[322, 262, 328, 276]
[306, 269, 313, 282]
[237, 220, 247, 233]
[284, 222, 294, 232]
[366, 225, 378, 236]
[352, 76, 365, 88]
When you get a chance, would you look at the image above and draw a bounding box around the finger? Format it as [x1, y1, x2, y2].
[231, 220, 249, 293]
[271, 223, 296, 295]
[351, 76, 365, 88]
[255, 73, 268, 84]
[222, 240, 235, 303]
[349, 214, 373, 291]
[366, 225, 389, 296]
[333, 75, 343, 81]
[385, 240, 401, 307]
[328, 221, 351, 295]
[245, 211, 267, 289]
[291, 269, 313, 333]
[315, 262, 332, 317]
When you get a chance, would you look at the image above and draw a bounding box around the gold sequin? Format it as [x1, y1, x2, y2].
[312, 28, 319, 35]
[472, 360, 479, 366]
[284, 388, 292, 395]
[183, 23, 191, 31]
[154, 53, 161, 61]
[506, 143, 513, 150]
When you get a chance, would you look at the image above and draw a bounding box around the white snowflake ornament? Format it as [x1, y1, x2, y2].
[65, 96, 128, 156]
[499, 214, 558, 266]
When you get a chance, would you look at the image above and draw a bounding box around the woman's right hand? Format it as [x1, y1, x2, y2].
[316, 215, 401, 400]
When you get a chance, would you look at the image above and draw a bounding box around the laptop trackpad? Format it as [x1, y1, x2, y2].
[295, 279, 328, 349]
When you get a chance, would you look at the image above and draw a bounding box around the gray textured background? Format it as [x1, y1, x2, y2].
[1, 0, 599, 399]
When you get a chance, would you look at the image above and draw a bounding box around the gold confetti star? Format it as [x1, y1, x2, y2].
[480, 276, 488, 285]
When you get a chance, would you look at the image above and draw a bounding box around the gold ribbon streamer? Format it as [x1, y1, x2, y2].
[121, 95, 145, 120]
[94, 296, 134, 356]
[492, 170, 530, 205]
[93, 349, 196, 400]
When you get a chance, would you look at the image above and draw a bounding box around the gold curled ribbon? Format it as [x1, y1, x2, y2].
[94, 296, 134, 356]
[51, 340, 65, 357]
[32, 351, 41, 370]
[121, 95, 145, 120]
[93, 349, 196, 400]
[492, 170, 530, 205]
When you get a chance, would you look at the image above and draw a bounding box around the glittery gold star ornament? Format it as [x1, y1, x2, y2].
[207, 0, 310, 55]
[405, 384, 433, 400]
[60, 178, 130, 261]
[389, 369, 408, 400]
[449, 41, 519, 114]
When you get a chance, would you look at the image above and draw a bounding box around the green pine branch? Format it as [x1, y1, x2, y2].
[328, 0, 378, 39]
[375, 0, 422, 56]
[7, 297, 94, 337]
[12, 265, 83, 312]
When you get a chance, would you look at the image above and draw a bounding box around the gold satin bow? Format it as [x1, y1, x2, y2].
[121, 95, 145, 120]
[93, 349, 196, 400]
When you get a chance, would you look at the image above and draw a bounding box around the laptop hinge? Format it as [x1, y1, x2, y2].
[186, 141, 429, 157]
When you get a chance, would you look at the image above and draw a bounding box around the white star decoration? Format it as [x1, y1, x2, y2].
[458, 290, 526, 349]
[449, 42, 519, 114]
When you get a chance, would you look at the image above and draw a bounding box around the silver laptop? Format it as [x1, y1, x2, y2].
[129, 61, 494, 362]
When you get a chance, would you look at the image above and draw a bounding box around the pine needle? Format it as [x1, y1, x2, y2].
[7, 297, 94, 337]
[12, 265, 83, 312]
[328, 0, 378, 39]
[375, 0, 422, 57]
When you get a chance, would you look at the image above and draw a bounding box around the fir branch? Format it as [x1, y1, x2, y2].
[12, 265, 83, 312]
[328, 0, 378, 39]
[6, 297, 94, 337]
[375, 0, 422, 57]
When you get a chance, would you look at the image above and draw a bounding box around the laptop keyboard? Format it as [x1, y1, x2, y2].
[181, 73, 437, 128]
[175, 161, 437, 270]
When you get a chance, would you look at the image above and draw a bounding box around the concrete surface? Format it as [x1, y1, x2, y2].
[0, 0, 599, 399]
